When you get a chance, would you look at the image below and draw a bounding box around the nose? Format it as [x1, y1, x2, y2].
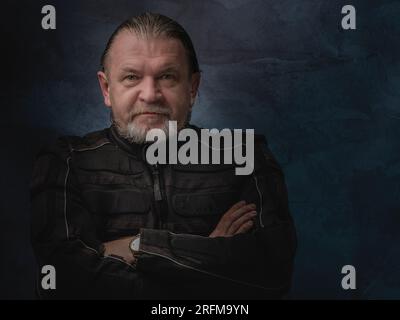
[138, 77, 161, 104]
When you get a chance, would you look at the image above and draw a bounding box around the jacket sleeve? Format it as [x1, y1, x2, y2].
[136, 139, 297, 299]
[30, 139, 165, 299]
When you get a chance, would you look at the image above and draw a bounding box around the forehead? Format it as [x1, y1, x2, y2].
[108, 30, 188, 72]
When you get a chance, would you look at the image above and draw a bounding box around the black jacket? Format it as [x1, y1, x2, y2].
[30, 124, 297, 299]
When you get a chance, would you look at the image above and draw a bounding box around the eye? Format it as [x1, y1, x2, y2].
[160, 73, 175, 80]
[125, 74, 139, 81]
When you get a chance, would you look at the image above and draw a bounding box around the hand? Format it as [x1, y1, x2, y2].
[209, 200, 257, 238]
[103, 236, 136, 264]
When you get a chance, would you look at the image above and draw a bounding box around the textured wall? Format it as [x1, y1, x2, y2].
[2, 0, 400, 299]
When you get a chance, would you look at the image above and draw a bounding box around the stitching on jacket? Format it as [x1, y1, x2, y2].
[253, 175, 264, 228]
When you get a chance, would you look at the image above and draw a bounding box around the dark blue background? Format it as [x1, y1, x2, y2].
[2, 0, 400, 299]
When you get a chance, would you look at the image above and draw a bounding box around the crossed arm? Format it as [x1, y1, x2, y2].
[31, 140, 296, 299]
[103, 201, 258, 264]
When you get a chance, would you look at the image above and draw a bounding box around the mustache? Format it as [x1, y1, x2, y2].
[130, 105, 171, 118]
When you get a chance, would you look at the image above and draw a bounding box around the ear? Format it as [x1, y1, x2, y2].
[97, 71, 112, 107]
[189, 72, 201, 106]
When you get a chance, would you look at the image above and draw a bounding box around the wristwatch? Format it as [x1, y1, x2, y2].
[129, 234, 141, 256]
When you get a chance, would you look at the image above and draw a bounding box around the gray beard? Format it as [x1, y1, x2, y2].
[111, 110, 192, 144]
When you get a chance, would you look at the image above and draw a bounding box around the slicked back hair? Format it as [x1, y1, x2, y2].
[100, 12, 200, 75]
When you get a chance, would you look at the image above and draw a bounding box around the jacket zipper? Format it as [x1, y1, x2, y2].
[150, 163, 164, 229]
[151, 164, 163, 201]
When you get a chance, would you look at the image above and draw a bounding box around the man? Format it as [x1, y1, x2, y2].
[30, 12, 297, 299]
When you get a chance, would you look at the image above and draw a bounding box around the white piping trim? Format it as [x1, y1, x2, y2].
[62, 140, 137, 271]
[64, 156, 71, 239]
[64, 141, 111, 241]
[77, 239, 99, 255]
[63, 139, 276, 286]
[103, 255, 136, 270]
[140, 248, 287, 292]
[253, 175, 264, 228]
[72, 141, 111, 153]
[76, 239, 136, 270]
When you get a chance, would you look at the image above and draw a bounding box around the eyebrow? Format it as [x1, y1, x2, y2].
[119, 64, 181, 74]
[120, 66, 141, 74]
[158, 66, 180, 74]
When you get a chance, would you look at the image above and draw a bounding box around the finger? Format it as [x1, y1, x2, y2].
[217, 201, 253, 234]
[218, 201, 248, 230]
[224, 200, 247, 217]
[228, 211, 257, 234]
[227, 211, 257, 235]
[229, 203, 256, 221]
[208, 230, 218, 238]
[221, 203, 256, 231]
[235, 220, 254, 235]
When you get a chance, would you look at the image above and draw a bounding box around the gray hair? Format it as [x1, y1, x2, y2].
[100, 12, 200, 74]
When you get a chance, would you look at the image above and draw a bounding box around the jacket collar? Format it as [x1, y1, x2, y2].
[108, 123, 200, 161]
[108, 125, 149, 160]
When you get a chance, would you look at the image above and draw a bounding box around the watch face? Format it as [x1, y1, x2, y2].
[131, 237, 140, 252]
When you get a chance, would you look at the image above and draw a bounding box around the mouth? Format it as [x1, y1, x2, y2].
[131, 112, 170, 124]
[136, 112, 169, 117]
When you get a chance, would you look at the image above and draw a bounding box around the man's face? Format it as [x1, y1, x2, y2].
[97, 31, 200, 143]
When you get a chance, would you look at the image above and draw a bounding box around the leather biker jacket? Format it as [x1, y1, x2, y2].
[30, 124, 297, 299]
